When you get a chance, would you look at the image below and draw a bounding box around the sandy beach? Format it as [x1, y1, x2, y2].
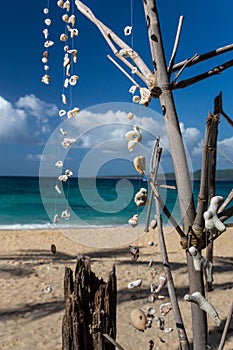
[0, 226, 232, 350]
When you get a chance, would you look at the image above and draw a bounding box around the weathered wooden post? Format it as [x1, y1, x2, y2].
[143, 1, 206, 349]
[62, 255, 117, 350]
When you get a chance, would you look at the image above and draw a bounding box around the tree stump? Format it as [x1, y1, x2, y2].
[62, 255, 117, 350]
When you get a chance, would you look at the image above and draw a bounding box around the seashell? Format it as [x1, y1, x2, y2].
[127, 112, 134, 120]
[55, 160, 63, 168]
[60, 33, 68, 42]
[61, 138, 76, 149]
[147, 307, 156, 316]
[44, 40, 54, 48]
[164, 328, 173, 333]
[131, 66, 137, 74]
[151, 283, 156, 294]
[62, 93, 67, 105]
[127, 140, 138, 152]
[155, 275, 167, 294]
[148, 260, 153, 267]
[158, 295, 165, 300]
[160, 302, 172, 316]
[150, 219, 157, 229]
[119, 48, 134, 57]
[44, 18, 51, 26]
[129, 245, 139, 261]
[69, 28, 79, 38]
[63, 54, 70, 67]
[129, 85, 137, 94]
[133, 95, 140, 103]
[134, 188, 147, 207]
[128, 214, 138, 228]
[139, 87, 151, 105]
[125, 130, 142, 143]
[62, 14, 69, 22]
[124, 25, 132, 36]
[148, 294, 156, 303]
[44, 65, 49, 71]
[68, 14, 76, 26]
[157, 316, 165, 330]
[43, 8, 49, 15]
[64, 78, 69, 88]
[44, 284, 52, 293]
[59, 109, 66, 117]
[53, 214, 60, 223]
[63, 0, 70, 11]
[55, 184, 62, 194]
[67, 107, 80, 118]
[133, 156, 146, 175]
[66, 64, 71, 77]
[42, 28, 49, 39]
[64, 45, 69, 52]
[130, 308, 147, 331]
[65, 169, 73, 177]
[42, 57, 48, 64]
[60, 128, 67, 136]
[57, 0, 64, 8]
[58, 175, 68, 182]
[148, 241, 154, 246]
[68, 48, 77, 55]
[61, 209, 71, 220]
[51, 244, 57, 254]
[128, 279, 142, 289]
[69, 75, 79, 86]
[41, 74, 50, 84]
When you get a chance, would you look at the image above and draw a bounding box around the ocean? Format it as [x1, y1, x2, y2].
[0, 176, 232, 229]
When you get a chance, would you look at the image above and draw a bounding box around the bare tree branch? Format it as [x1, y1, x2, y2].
[171, 44, 233, 72]
[168, 15, 184, 74]
[172, 59, 233, 90]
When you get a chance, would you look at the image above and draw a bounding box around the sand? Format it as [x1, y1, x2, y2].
[0, 226, 232, 350]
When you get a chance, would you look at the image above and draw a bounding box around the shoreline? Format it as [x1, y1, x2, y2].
[0, 227, 232, 349]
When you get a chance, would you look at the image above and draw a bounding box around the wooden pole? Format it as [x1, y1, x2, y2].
[143, 2, 207, 349]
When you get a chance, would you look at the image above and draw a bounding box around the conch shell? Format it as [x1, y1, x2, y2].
[133, 156, 146, 175]
[130, 308, 147, 332]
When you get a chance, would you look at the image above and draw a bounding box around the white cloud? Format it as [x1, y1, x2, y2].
[0, 95, 58, 143]
[217, 137, 233, 165]
[26, 154, 43, 161]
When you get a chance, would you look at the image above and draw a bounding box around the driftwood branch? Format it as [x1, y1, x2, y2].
[218, 189, 233, 213]
[107, 54, 140, 88]
[172, 59, 233, 90]
[217, 302, 233, 350]
[168, 15, 184, 74]
[171, 43, 233, 72]
[75, 0, 155, 89]
[155, 196, 190, 350]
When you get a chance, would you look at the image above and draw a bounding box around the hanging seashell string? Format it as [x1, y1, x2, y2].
[41, 0, 53, 85]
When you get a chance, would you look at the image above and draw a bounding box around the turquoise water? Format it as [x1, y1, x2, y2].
[0, 176, 232, 229]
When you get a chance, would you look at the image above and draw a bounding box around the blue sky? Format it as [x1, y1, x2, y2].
[0, 0, 232, 176]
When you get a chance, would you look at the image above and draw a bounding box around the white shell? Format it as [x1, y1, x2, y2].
[42, 57, 48, 64]
[60, 33, 68, 41]
[60, 128, 67, 136]
[133, 156, 146, 175]
[129, 85, 137, 94]
[127, 112, 134, 120]
[131, 66, 137, 74]
[44, 18, 51, 26]
[58, 175, 68, 182]
[44, 284, 52, 293]
[147, 307, 156, 315]
[63, 55, 70, 67]
[124, 25, 132, 36]
[150, 219, 157, 229]
[139, 87, 151, 105]
[65, 169, 73, 177]
[133, 95, 140, 103]
[128, 279, 142, 289]
[59, 109, 66, 117]
[44, 40, 54, 48]
[64, 78, 69, 88]
[43, 8, 49, 14]
[53, 213, 60, 222]
[62, 94, 67, 105]
[130, 308, 147, 331]
[134, 188, 147, 207]
[61, 209, 71, 220]
[62, 14, 69, 22]
[69, 28, 79, 38]
[42, 28, 49, 39]
[69, 75, 79, 86]
[64, 45, 69, 52]
[69, 14, 76, 26]
[63, 0, 70, 11]
[148, 241, 154, 246]
[128, 214, 138, 227]
[125, 130, 142, 142]
[127, 140, 138, 152]
[55, 185, 62, 194]
[41, 74, 50, 85]
[44, 65, 49, 71]
[160, 302, 172, 316]
[57, 0, 64, 8]
[55, 160, 63, 168]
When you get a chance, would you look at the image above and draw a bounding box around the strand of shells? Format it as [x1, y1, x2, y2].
[41, 5, 53, 85]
